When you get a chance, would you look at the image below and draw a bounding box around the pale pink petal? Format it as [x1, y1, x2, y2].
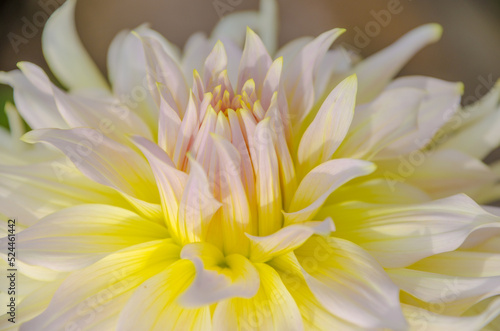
[284, 29, 345, 126]
[237, 28, 272, 93]
[177, 157, 222, 243]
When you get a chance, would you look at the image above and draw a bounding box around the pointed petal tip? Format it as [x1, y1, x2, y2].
[415, 23, 443, 43]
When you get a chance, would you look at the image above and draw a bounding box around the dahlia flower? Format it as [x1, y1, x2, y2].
[1, 0, 500, 330]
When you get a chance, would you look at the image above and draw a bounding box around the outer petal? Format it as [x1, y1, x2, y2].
[212, 263, 304, 331]
[410, 250, 500, 278]
[107, 27, 159, 130]
[0, 205, 168, 271]
[402, 297, 500, 331]
[388, 268, 500, 315]
[327, 194, 500, 268]
[22, 128, 158, 203]
[51, 84, 153, 144]
[336, 77, 462, 160]
[20, 240, 180, 331]
[179, 242, 259, 307]
[0, 69, 67, 129]
[117, 260, 211, 331]
[42, 0, 108, 91]
[349, 24, 442, 103]
[284, 159, 376, 225]
[377, 149, 498, 199]
[298, 75, 357, 171]
[0, 278, 63, 328]
[0, 160, 128, 221]
[295, 236, 407, 330]
[440, 107, 500, 160]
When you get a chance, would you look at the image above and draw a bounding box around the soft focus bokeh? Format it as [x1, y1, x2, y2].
[1, 0, 500, 132]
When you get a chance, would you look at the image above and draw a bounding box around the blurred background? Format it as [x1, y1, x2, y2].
[1, 0, 500, 130]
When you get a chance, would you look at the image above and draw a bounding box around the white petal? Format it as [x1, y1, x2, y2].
[298, 75, 357, 171]
[269, 253, 363, 330]
[450, 79, 500, 129]
[0, 161, 129, 221]
[410, 250, 500, 278]
[295, 236, 407, 330]
[285, 159, 375, 225]
[402, 297, 500, 331]
[337, 77, 462, 159]
[0, 68, 67, 129]
[388, 268, 500, 315]
[329, 194, 500, 268]
[52, 84, 153, 143]
[376, 76, 462, 158]
[42, 0, 108, 91]
[21, 240, 180, 331]
[440, 107, 500, 160]
[387, 149, 498, 199]
[22, 128, 158, 203]
[0, 205, 168, 271]
[107, 27, 159, 130]
[352, 24, 443, 103]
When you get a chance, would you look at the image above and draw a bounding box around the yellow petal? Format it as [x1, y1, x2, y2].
[212, 263, 304, 331]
